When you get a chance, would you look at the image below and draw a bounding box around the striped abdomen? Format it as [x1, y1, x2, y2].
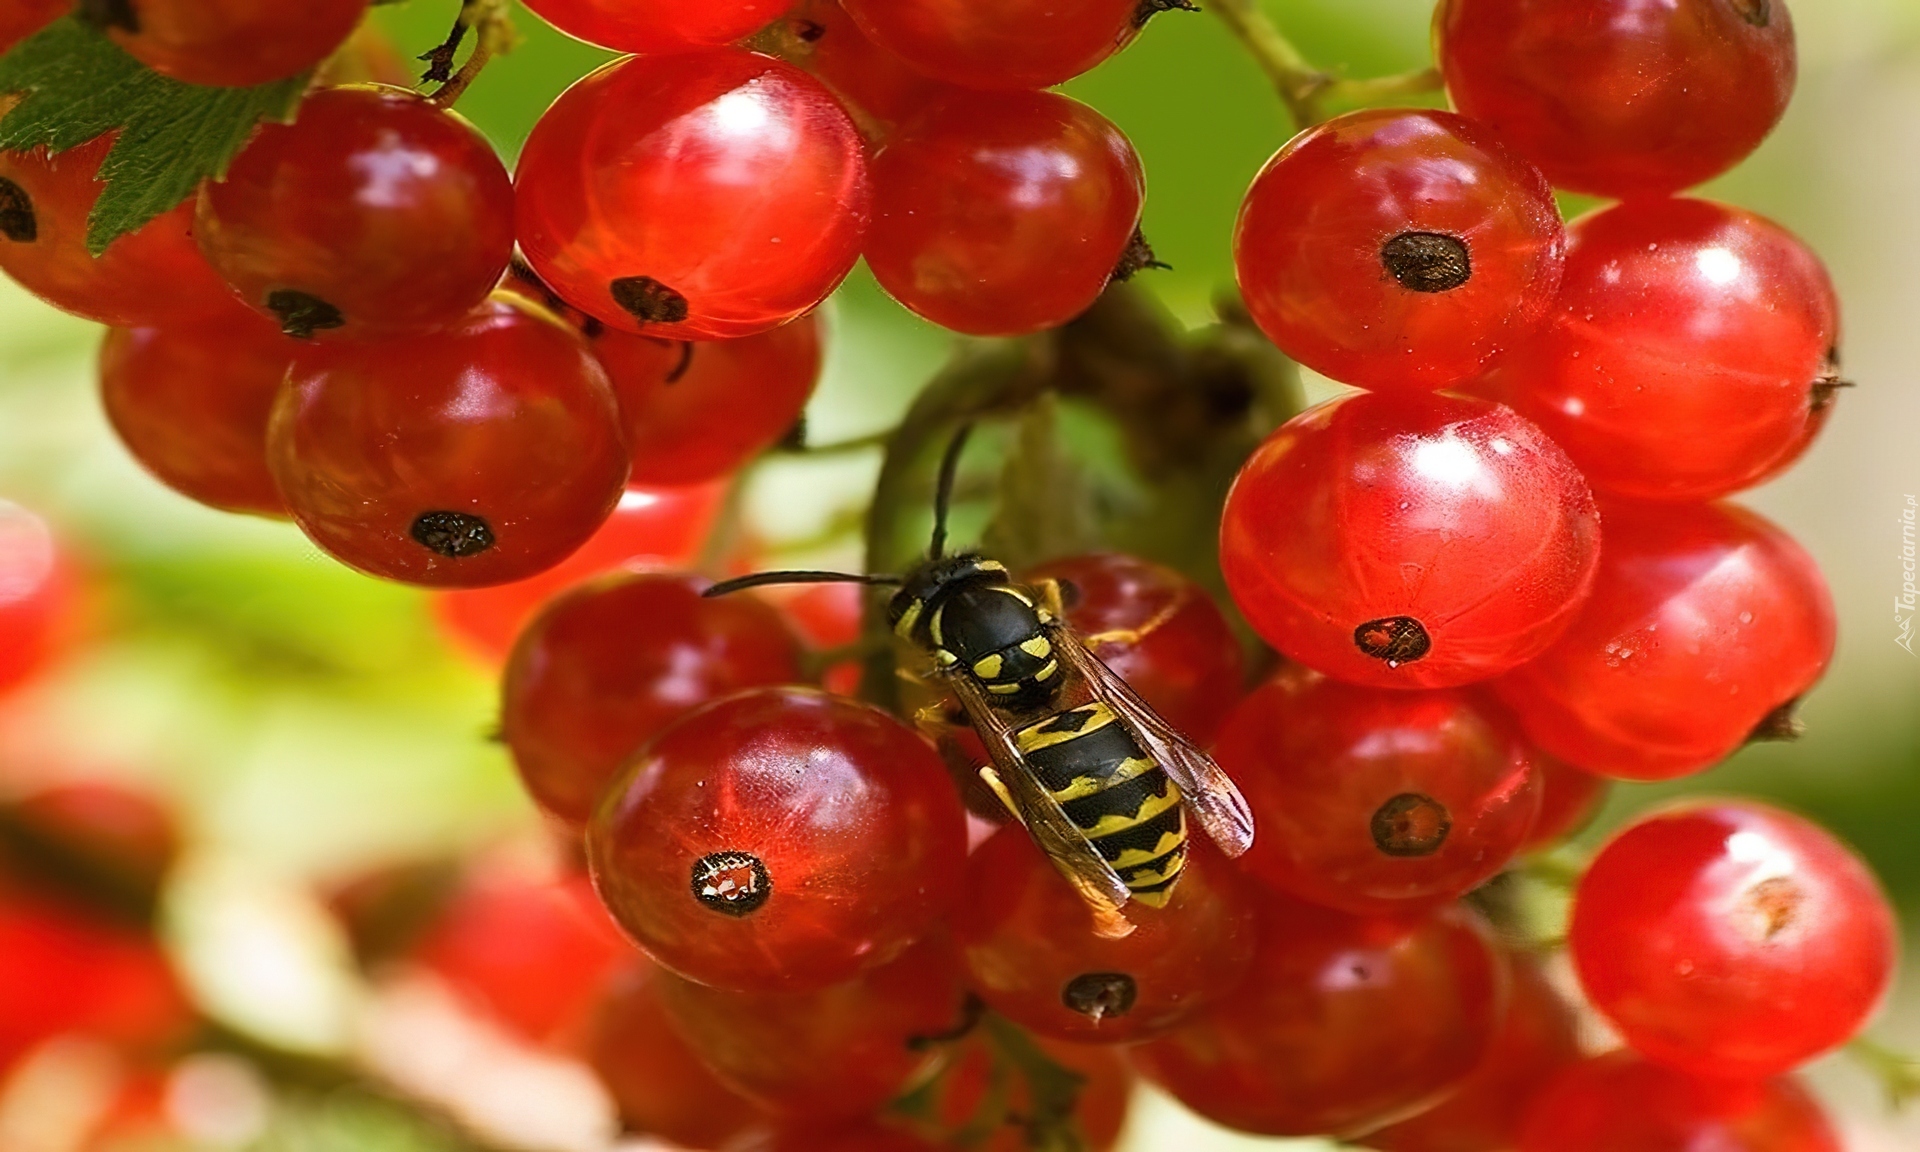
[1015, 701, 1188, 907]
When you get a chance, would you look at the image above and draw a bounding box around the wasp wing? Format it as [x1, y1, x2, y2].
[1053, 628, 1256, 858]
[944, 671, 1135, 938]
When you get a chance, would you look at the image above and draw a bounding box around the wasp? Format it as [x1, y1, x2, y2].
[705, 427, 1254, 937]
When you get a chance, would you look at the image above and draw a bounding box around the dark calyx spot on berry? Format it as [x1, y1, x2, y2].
[1382, 232, 1472, 293]
[266, 290, 346, 340]
[1063, 972, 1138, 1022]
[1111, 227, 1171, 283]
[1747, 698, 1807, 743]
[691, 851, 772, 917]
[1728, 0, 1771, 27]
[793, 18, 827, 42]
[410, 511, 496, 559]
[1740, 875, 1805, 941]
[1372, 793, 1452, 857]
[0, 179, 35, 243]
[611, 276, 690, 326]
[1354, 616, 1432, 666]
[1133, 0, 1199, 29]
[77, 0, 140, 32]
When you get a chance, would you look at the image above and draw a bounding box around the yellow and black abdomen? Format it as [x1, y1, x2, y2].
[1015, 702, 1189, 907]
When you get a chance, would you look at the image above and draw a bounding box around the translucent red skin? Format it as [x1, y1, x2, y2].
[1220, 391, 1602, 690]
[1027, 553, 1245, 746]
[1493, 501, 1835, 780]
[588, 687, 969, 992]
[1129, 893, 1505, 1139]
[516, 51, 869, 341]
[105, 0, 369, 87]
[955, 829, 1258, 1044]
[501, 572, 804, 828]
[843, 0, 1143, 90]
[654, 934, 966, 1118]
[1363, 956, 1580, 1152]
[268, 298, 627, 587]
[197, 86, 515, 340]
[433, 482, 728, 663]
[1517, 1051, 1840, 1152]
[587, 961, 768, 1148]
[0, 136, 245, 328]
[0, 0, 63, 55]
[1570, 802, 1896, 1079]
[936, 1035, 1132, 1152]
[1215, 668, 1541, 916]
[785, 0, 948, 135]
[599, 314, 824, 486]
[1233, 109, 1565, 391]
[1475, 199, 1838, 502]
[0, 500, 76, 694]
[865, 91, 1144, 337]
[519, 0, 783, 53]
[99, 316, 292, 517]
[1519, 751, 1609, 852]
[1435, 0, 1797, 198]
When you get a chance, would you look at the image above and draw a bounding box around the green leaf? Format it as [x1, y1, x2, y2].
[0, 17, 307, 254]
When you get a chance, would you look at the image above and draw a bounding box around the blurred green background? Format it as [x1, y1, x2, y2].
[1, 0, 1918, 1147]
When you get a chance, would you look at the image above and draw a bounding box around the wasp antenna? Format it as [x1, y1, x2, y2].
[702, 571, 902, 598]
[928, 422, 976, 561]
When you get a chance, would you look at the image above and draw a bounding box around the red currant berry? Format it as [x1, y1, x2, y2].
[1234, 109, 1565, 392]
[1493, 501, 1835, 780]
[842, 0, 1149, 90]
[784, 0, 947, 135]
[1519, 753, 1609, 853]
[1027, 553, 1245, 745]
[655, 934, 967, 1118]
[433, 482, 728, 663]
[267, 297, 629, 588]
[0, 499, 76, 695]
[0, 895, 191, 1070]
[91, 0, 369, 87]
[956, 829, 1257, 1044]
[99, 314, 292, 517]
[196, 85, 515, 341]
[1436, 0, 1797, 198]
[1215, 667, 1540, 916]
[501, 572, 804, 828]
[588, 687, 968, 992]
[599, 314, 824, 487]
[0, 0, 62, 54]
[760, 1122, 942, 1152]
[1571, 801, 1895, 1078]
[1517, 1051, 1839, 1152]
[1129, 893, 1505, 1138]
[1364, 955, 1580, 1152]
[520, 0, 783, 53]
[0, 136, 244, 328]
[516, 51, 869, 341]
[865, 91, 1144, 336]
[1, 782, 181, 915]
[587, 960, 769, 1148]
[1475, 199, 1840, 502]
[1220, 391, 1601, 689]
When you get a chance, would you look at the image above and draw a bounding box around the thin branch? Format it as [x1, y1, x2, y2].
[1207, 0, 1442, 128]
[1850, 1036, 1920, 1111]
[422, 0, 517, 107]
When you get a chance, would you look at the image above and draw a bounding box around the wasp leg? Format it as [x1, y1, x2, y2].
[1082, 591, 1187, 651]
[1031, 577, 1068, 622]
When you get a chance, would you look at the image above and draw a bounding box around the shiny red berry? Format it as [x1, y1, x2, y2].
[99, 314, 292, 517]
[1436, 0, 1797, 198]
[956, 829, 1257, 1044]
[1215, 667, 1540, 916]
[1519, 753, 1609, 853]
[600, 314, 823, 487]
[95, 0, 369, 87]
[1129, 893, 1505, 1138]
[516, 50, 869, 341]
[197, 85, 515, 341]
[1220, 391, 1601, 689]
[1476, 199, 1840, 502]
[842, 0, 1148, 90]
[654, 934, 967, 1118]
[520, 0, 783, 53]
[1027, 553, 1245, 745]
[1517, 1051, 1840, 1152]
[501, 572, 805, 828]
[865, 91, 1144, 336]
[783, 0, 947, 135]
[267, 297, 629, 588]
[0, 499, 76, 695]
[1494, 501, 1835, 780]
[1234, 109, 1565, 391]
[1570, 801, 1896, 1079]
[0, 135, 244, 328]
[588, 687, 968, 992]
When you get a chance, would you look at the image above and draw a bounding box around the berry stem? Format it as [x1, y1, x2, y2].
[1849, 1036, 1920, 1110]
[1208, 0, 1441, 128]
[421, 0, 518, 107]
